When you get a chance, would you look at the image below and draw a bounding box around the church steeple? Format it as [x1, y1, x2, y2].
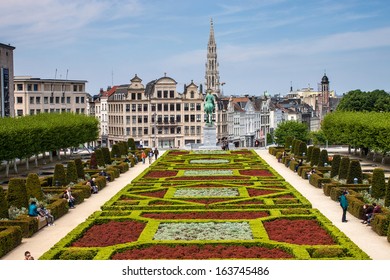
[205, 18, 221, 96]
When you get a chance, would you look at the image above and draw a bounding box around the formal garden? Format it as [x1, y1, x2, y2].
[38, 149, 369, 260]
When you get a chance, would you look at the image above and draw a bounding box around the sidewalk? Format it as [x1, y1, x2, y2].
[256, 149, 390, 260]
[1, 159, 150, 260]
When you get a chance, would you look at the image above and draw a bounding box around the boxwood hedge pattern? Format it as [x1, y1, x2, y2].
[40, 150, 370, 260]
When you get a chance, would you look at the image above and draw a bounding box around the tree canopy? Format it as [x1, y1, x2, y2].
[336, 89, 390, 112]
[273, 120, 309, 146]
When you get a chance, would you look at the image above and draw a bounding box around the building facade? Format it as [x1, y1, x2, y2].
[0, 43, 15, 117]
[13, 76, 89, 116]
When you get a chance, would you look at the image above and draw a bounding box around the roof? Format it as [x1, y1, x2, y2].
[0, 43, 15, 50]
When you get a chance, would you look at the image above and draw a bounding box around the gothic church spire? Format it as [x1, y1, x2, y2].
[205, 18, 221, 96]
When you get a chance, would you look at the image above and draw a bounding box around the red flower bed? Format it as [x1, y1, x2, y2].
[145, 171, 178, 178]
[239, 170, 273, 176]
[168, 176, 248, 181]
[111, 244, 293, 259]
[263, 219, 335, 245]
[71, 220, 146, 247]
[137, 189, 167, 198]
[247, 189, 278, 197]
[141, 211, 269, 219]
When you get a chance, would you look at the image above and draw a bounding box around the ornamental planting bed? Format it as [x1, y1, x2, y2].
[40, 150, 370, 260]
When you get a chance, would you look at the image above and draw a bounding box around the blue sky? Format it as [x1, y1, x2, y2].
[1, 0, 390, 97]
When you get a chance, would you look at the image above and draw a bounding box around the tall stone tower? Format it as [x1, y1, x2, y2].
[205, 18, 221, 97]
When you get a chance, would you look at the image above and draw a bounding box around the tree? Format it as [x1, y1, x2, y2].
[26, 173, 44, 201]
[90, 153, 98, 169]
[0, 187, 8, 218]
[336, 89, 390, 112]
[128, 138, 136, 151]
[7, 178, 28, 209]
[111, 144, 121, 159]
[306, 146, 314, 162]
[74, 158, 85, 179]
[101, 147, 111, 165]
[371, 168, 386, 199]
[273, 121, 309, 146]
[298, 141, 307, 157]
[346, 160, 363, 184]
[385, 178, 390, 207]
[309, 130, 328, 145]
[94, 149, 105, 168]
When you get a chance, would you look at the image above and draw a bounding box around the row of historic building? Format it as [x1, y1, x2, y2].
[1, 19, 340, 149]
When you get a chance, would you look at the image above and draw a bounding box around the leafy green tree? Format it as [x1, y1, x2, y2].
[66, 161, 78, 184]
[330, 155, 341, 178]
[284, 136, 294, 150]
[309, 130, 328, 145]
[266, 133, 273, 145]
[53, 164, 66, 186]
[298, 141, 307, 157]
[346, 160, 363, 184]
[337, 89, 390, 112]
[306, 146, 314, 162]
[274, 121, 309, 146]
[338, 157, 350, 180]
[371, 168, 386, 199]
[26, 173, 44, 201]
[111, 144, 121, 159]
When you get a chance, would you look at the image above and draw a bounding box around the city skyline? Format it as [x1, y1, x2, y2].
[1, 0, 390, 97]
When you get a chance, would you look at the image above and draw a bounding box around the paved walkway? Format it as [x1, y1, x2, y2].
[2, 149, 390, 260]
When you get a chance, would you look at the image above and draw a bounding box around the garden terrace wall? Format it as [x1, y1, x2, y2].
[0, 226, 22, 258]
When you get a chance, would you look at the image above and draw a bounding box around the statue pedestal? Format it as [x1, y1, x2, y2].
[201, 125, 218, 149]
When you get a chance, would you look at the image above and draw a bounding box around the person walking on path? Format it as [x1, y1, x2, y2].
[141, 150, 147, 164]
[154, 147, 159, 160]
[340, 190, 349, 222]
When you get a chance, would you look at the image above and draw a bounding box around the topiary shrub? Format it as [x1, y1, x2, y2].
[306, 146, 313, 162]
[371, 168, 386, 199]
[7, 178, 28, 209]
[330, 155, 341, 178]
[0, 188, 8, 218]
[128, 138, 136, 151]
[26, 173, 44, 201]
[101, 147, 111, 165]
[90, 152, 97, 169]
[285, 136, 294, 151]
[74, 158, 85, 179]
[338, 157, 350, 180]
[298, 141, 307, 157]
[58, 249, 98, 260]
[385, 179, 390, 207]
[310, 147, 320, 167]
[94, 149, 105, 168]
[53, 164, 66, 186]
[346, 160, 363, 184]
[111, 144, 121, 159]
[66, 161, 78, 184]
[318, 149, 329, 167]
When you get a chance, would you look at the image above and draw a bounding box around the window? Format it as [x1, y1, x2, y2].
[164, 115, 169, 123]
[44, 109, 49, 113]
[157, 104, 162, 111]
[33, 84, 38, 91]
[17, 97, 23, 103]
[132, 127, 136, 136]
[55, 96, 60, 103]
[196, 114, 201, 122]
[177, 127, 181, 134]
[184, 115, 189, 122]
[184, 103, 189, 111]
[126, 116, 131, 125]
[44, 97, 48, 104]
[126, 104, 130, 112]
[190, 126, 195, 135]
[144, 116, 148, 123]
[170, 90, 174, 98]
[137, 93, 142, 100]
[36, 109, 41, 114]
[49, 96, 53, 104]
[176, 115, 181, 122]
[75, 97, 80, 103]
[164, 104, 168, 111]
[61, 97, 65, 103]
[190, 103, 195, 111]
[144, 127, 148, 135]
[27, 84, 32, 91]
[132, 116, 136, 124]
[30, 96, 34, 104]
[176, 104, 181, 111]
[126, 127, 130, 135]
[151, 104, 156, 111]
[81, 97, 85, 103]
[132, 104, 136, 112]
[131, 93, 136, 100]
[170, 127, 175, 134]
[67, 97, 71, 103]
[163, 90, 168, 98]
[170, 103, 175, 111]
[190, 115, 195, 122]
[138, 104, 142, 112]
[30, 109, 34, 115]
[196, 103, 201, 110]
[157, 91, 162, 98]
[73, 85, 78, 92]
[143, 104, 148, 111]
[17, 84, 23, 91]
[17, 109, 23, 116]
[196, 126, 201, 135]
[138, 127, 142, 136]
[76, 108, 80, 114]
[190, 91, 194, 98]
[138, 116, 142, 123]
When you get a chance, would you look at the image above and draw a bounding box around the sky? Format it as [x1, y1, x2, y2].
[1, 0, 390, 97]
